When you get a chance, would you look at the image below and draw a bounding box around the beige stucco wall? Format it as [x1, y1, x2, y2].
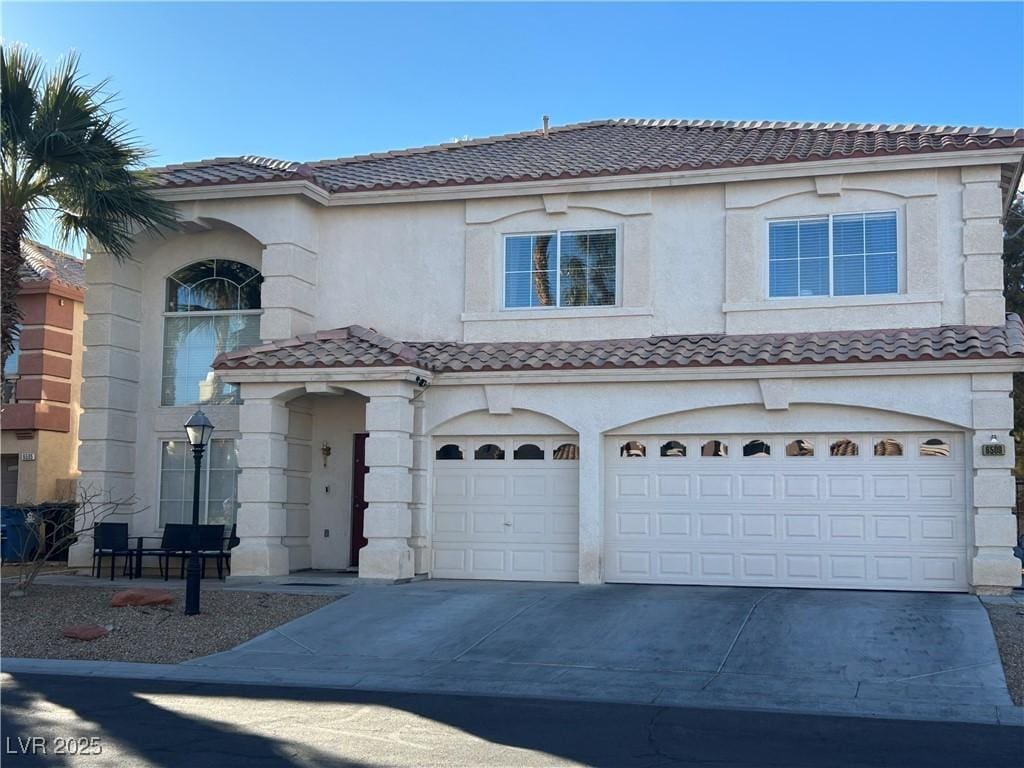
[121, 163, 1007, 347]
[72, 159, 1020, 589]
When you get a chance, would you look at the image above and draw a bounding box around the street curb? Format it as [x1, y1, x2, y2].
[3, 657, 1022, 728]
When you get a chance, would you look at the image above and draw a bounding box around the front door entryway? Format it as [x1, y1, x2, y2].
[349, 433, 369, 566]
[1, 454, 18, 505]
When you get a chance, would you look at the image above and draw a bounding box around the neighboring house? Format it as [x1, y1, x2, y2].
[70, 119, 1024, 595]
[1, 240, 85, 506]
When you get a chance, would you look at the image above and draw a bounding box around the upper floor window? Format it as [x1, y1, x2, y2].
[1, 336, 19, 404]
[768, 212, 898, 299]
[162, 260, 262, 406]
[504, 229, 616, 309]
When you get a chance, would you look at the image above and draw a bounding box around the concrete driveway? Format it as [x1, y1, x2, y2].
[189, 581, 1018, 724]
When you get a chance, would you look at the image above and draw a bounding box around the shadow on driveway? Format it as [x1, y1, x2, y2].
[2, 673, 1020, 768]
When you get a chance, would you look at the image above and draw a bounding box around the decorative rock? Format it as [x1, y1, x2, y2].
[63, 624, 109, 641]
[111, 588, 175, 607]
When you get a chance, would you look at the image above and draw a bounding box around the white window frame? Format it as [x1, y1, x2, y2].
[156, 437, 240, 528]
[500, 227, 622, 311]
[765, 210, 901, 300]
[160, 308, 262, 407]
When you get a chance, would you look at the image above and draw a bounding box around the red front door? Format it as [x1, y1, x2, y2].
[349, 433, 369, 566]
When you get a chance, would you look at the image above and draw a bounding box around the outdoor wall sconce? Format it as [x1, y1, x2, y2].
[321, 441, 332, 467]
[982, 434, 1006, 457]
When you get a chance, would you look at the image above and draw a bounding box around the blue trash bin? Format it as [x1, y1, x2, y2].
[0, 506, 39, 562]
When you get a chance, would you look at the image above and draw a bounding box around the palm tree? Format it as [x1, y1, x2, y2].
[1, 44, 176, 368]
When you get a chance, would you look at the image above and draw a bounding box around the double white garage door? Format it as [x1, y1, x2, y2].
[433, 432, 967, 591]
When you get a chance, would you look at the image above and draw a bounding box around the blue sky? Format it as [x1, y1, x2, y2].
[4, 2, 1023, 248]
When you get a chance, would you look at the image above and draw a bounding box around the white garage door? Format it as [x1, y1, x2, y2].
[432, 436, 580, 581]
[605, 432, 967, 591]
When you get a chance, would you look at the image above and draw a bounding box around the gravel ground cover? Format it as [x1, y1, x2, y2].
[985, 602, 1024, 706]
[1, 585, 340, 664]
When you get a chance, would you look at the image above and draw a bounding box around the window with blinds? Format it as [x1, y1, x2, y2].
[768, 212, 898, 298]
[504, 229, 617, 309]
[161, 260, 262, 406]
[159, 438, 239, 526]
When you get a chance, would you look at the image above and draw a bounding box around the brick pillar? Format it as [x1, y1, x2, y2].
[961, 166, 1006, 326]
[231, 396, 291, 576]
[969, 374, 1021, 594]
[68, 251, 142, 568]
[360, 392, 415, 580]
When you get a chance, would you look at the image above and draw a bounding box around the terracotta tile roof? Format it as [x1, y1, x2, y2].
[150, 119, 1024, 195]
[19, 239, 85, 291]
[214, 315, 1024, 374]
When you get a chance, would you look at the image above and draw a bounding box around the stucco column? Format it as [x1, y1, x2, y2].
[231, 396, 291, 576]
[409, 398, 430, 574]
[969, 374, 1021, 594]
[577, 427, 604, 585]
[69, 250, 142, 568]
[360, 391, 415, 580]
[259, 243, 317, 341]
[961, 166, 1006, 325]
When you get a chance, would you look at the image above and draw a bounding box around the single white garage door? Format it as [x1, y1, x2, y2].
[432, 436, 580, 581]
[605, 432, 967, 591]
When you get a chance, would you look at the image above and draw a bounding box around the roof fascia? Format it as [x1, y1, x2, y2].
[215, 357, 1023, 386]
[147, 148, 1024, 208]
[151, 179, 329, 205]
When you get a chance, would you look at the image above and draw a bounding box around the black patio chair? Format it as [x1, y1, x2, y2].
[132, 524, 190, 580]
[92, 522, 133, 581]
[223, 523, 239, 576]
[198, 524, 228, 580]
[158, 524, 193, 580]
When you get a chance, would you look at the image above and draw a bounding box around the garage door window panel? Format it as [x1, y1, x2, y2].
[874, 438, 904, 457]
[786, 439, 815, 457]
[830, 439, 860, 457]
[701, 440, 728, 457]
[743, 439, 771, 457]
[620, 441, 646, 458]
[920, 438, 951, 457]
[660, 440, 687, 457]
[553, 443, 579, 460]
[514, 443, 545, 460]
[474, 443, 506, 460]
[436, 443, 465, 460]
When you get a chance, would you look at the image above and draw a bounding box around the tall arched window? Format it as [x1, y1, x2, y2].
[162, 260, 262, 406]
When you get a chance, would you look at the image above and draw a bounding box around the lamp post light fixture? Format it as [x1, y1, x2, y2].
[184, 409, 215, 615]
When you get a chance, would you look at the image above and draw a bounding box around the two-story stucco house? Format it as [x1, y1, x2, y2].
[69, 119, 1024, 594]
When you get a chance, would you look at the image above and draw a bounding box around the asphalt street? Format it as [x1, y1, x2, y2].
[1, 673, 1020, 768]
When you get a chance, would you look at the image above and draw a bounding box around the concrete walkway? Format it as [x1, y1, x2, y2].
[7, 580, 1018, 726]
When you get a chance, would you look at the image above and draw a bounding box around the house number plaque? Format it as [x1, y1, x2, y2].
[981, 443, 1006, 457]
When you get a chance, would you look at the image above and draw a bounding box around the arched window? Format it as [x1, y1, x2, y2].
[920, 438, 950, 457]
[475, 443, 505, 460]
[660, 440, 686, 457]
[162, 260, 262, 406]
[514, 443, 545, 460]
[553, 443, 579, 460]
[830, 439, 859, 457]
[873, 438, 904, 457]
[743, 439, 771, 457]
[701, 440, 728, 457]
[436, 444, 464, 460]
[620, 441, 646, 458]
[786, 439, 814, 457]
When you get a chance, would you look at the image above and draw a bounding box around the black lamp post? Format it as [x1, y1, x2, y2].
[184, 409, 215, 615]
